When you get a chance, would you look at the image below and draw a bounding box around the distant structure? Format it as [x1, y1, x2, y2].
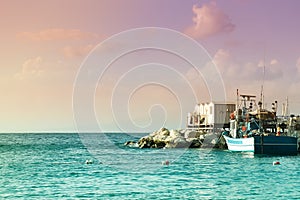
[187, 102, 236, 132]
[281, 96, 289, 116]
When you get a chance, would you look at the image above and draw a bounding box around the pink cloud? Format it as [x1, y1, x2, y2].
[63, 44, 95, 58]
[184, 2, 235, 39]
[17, 28, 101, 41]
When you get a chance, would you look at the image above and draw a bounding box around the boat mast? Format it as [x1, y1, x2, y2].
[286, 96, 289, 116]
[260, 53, 266, 109]
[235, 89, 239, 138]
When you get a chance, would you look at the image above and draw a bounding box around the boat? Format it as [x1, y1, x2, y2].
[222, 90, 299, 155]
[223, 135, 254, 152]
[223, 135, 298, 155]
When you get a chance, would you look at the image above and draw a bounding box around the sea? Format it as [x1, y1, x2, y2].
[0, 133, 299, 199]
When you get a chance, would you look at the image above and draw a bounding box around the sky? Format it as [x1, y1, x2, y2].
[1, 0, 300, 132]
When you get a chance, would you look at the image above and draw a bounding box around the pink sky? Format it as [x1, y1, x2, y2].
[1, 0, 300, 132]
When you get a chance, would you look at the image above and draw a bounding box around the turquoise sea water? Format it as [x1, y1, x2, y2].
[0, 133, 299, 199]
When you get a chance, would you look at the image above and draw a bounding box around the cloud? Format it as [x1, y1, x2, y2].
[211, 49, 282, 81]
[270, 59, 279, 66]
[15, 57, 44, 80]
[257, 59, 282, 80]
[17, 28, 101, 41]
[63, 44, 95, 58]
[184, 2, 235, 39]
[267, 59, 282, 79]
[211, 49, 241, 78]
[213, 49, 231, 67]
[186, 51, 299, 110]
[14, 57, 74, 80]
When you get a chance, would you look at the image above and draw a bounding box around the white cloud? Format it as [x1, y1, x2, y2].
[184, 2, 235, 39]
[14, 57, 75, 80]
[201, 50, 284, 92]
[213, 49, 231, 67]
[257, 59, 282, 80]
[268, 59, 281, 77]
[210, 49, 242, 79]
[15, 57, 44, 80]
[270, 59, 279, 66]
[258, 60, 264, 68]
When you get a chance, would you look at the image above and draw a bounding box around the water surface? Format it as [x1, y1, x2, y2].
[0, 133, 299, 199]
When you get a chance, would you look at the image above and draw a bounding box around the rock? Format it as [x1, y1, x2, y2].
[124, 141, 135, 146]
[162, 129, 170, 136]
[136, 128, 190, 148]
[173, 137, 189, 148]
[169, 129, 181, 138]
[199, 135, 205, 140]
[124, 141, 138, 148]
[153, 132, 168, 142]
[153, 140, 166, 148]
[165, 133, 188, 148]
[184, 130, 201, 138]
[186, 138, 202, 148]
[201, 132, 221, 148]
[138, 136, 154, 148]
[216, 135, 228, 149]
[128, 127, 224, 149]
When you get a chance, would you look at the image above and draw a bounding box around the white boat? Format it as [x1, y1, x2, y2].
[223, 135, 254, 152]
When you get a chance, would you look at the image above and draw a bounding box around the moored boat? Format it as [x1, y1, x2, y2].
[223, 135, 254, 152]
[223, 90, 299, 155]
[253, 135, 298, 155]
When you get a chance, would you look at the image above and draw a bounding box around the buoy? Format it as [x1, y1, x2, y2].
[273, 161, 280, 165]
[85, 159, 93, 164]
[162, 160, 170, 165]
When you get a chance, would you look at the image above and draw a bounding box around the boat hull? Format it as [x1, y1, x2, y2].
[224, 135, 298, 155]
[254, 135, 298, 155]
[223, 135, 254, 152]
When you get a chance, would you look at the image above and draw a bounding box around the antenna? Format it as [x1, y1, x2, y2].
[286, 96, 289, 116]
[260, 48, 266, 109]
[282, 102, 285, 116]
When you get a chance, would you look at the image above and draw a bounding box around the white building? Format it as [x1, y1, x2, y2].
[187, 102, 236, 131]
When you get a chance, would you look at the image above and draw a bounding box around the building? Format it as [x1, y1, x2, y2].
[187, 102, 236, 131]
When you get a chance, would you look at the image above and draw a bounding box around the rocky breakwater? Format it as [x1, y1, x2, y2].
[125, 127, 226, 149]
